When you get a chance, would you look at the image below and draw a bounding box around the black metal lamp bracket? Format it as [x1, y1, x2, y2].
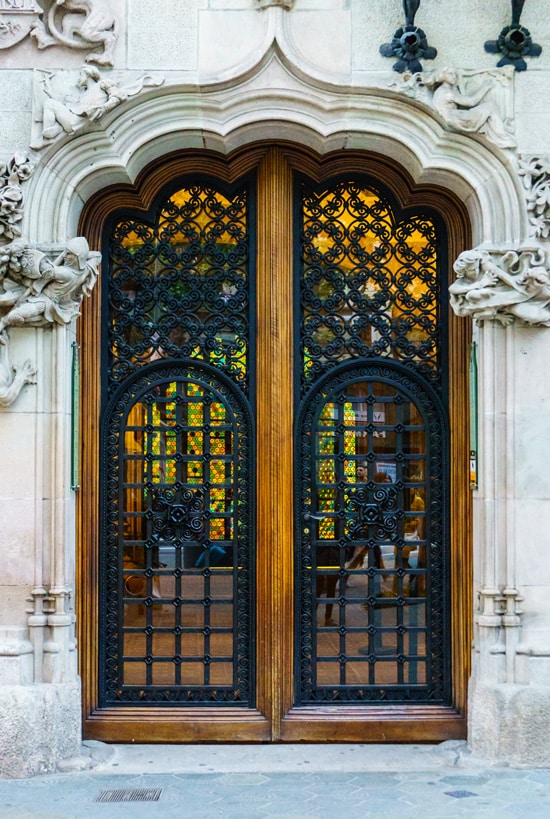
[379, 0, 437, 74]
[485, 0, 542, 71]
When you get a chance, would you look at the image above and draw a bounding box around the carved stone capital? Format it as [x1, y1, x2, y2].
[388, 66, 516, 149]
[0, 237, 99, 406]
[450, 246, 550, 327]
[0, 153, 34, 244]
[0, 237, 100, 333]
[31, 66, 164, 151]
[518, 155, 550, 240]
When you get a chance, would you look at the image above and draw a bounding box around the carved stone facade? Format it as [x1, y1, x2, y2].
[1, 0, 550, 776]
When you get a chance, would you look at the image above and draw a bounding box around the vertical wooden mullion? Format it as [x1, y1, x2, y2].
[256, 148, 294, 737]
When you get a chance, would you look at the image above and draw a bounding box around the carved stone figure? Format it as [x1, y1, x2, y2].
[389, 67, 517, 150]
[31, 65, 163, 150]
[0, 154, 34, 243]
[30, 0, 118, 65]
[0, 337, 35, 407]
[450, 248, 550, 326]
[518, 155, 550, 239]
[0, 237, 100, 335]
[429, 67, 516, 149]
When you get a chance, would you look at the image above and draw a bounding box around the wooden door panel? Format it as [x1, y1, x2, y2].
[78, 146, 471, 742]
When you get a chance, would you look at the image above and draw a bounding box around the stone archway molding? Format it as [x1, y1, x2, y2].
[21, 41, 527, 251]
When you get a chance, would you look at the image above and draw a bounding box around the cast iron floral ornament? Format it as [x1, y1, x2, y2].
[485, 0, 541, 72]
[380, 0, 437, 74]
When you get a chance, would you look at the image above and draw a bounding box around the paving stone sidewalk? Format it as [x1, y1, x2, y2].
[1, 743, 549, 819]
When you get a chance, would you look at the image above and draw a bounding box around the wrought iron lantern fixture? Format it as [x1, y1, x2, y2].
[380, 0, 437, 74]
[485, 0, 542, 71]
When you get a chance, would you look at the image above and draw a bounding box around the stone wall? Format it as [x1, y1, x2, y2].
[1, 0, 550, 774]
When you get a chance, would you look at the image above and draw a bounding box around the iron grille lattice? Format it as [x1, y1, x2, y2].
[295, 176, 450, 706]
[99, 178, 255, 707]
[299, 178, 441, 397]
[105, 180, 252, 395]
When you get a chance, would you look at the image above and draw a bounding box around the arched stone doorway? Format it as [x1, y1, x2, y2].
[77, 144, 472, 742]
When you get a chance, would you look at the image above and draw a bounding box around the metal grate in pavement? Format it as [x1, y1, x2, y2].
[95, 788, 162, 803]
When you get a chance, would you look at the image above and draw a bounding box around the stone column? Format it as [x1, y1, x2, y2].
[0, 240, 99, 778]
[450, 247, 550, 766]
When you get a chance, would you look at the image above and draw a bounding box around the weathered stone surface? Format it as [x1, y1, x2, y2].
[0, 682, 81, 778]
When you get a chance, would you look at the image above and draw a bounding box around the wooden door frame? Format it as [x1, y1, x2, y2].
[77, 143, 472, 742]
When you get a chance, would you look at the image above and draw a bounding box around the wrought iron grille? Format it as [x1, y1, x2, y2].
[298, 178, 442, 397]
[99, 178, 255, 707]
[295, 176, 450, 705]
[105, 180, 252, 395]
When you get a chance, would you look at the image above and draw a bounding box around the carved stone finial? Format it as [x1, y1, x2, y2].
[389, 67, 516, 150]
[0, 153, 34, 243]
[31, 66, 164, 151]
[450, 247, 550, 326]
[518, 155, 550, 239]
[0, 237, 101, 335]
[380, 0, 436, 74]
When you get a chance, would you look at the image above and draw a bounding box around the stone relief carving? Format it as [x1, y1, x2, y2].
[0, 238, 100, 334]
[0, 338, 35, 407]
[0, 237, 99, 406]
[0, 1, 119, 65]
[31, 65, 163, 150]
[0, 153, 34, 243]
[0, 1, 40, 48]
[389, 66, 516, 149]
[518, 155, 550, 240]
[450, 247, 550, 326]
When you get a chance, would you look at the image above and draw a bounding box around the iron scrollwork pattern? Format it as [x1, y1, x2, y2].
[106, 180, 252, 395]
[295, 174, 449, 706]
[298, 177, 443, 398]
[100, 177, 255, 708]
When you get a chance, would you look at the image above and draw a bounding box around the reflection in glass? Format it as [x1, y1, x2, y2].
[304, 378, 433, 694]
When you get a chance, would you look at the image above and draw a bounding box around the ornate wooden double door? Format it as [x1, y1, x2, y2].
[79, 146, 471, 742]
